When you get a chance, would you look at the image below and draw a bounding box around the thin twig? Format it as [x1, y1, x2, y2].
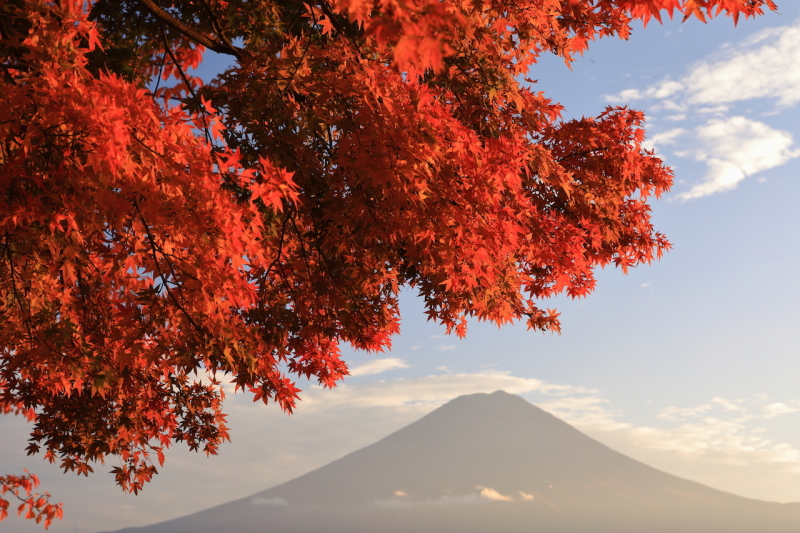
[136, 0, 244, 59]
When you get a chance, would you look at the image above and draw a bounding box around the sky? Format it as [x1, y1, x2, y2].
[3, 4, 800, 532]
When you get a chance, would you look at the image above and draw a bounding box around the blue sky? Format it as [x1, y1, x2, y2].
[3, 5, 800, 532]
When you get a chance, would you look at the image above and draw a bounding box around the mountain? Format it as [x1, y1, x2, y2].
[107, 391, 800, 533]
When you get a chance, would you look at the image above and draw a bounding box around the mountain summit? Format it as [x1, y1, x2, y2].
[110, 391, 800, 533]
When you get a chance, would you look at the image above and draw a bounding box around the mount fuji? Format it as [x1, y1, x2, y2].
[108, 391, 800, 532]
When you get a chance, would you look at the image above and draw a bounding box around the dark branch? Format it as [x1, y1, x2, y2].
[557, 147, 608, 163]
[136, 0, 244, 59]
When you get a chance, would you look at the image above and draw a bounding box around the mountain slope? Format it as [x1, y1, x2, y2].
[108, 391, 800, 533]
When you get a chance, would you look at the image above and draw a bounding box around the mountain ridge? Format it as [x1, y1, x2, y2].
[106, 390, 800, 533]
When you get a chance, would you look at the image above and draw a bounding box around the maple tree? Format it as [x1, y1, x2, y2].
[0, 471, 62, 528]
[0, 0, 776, 527]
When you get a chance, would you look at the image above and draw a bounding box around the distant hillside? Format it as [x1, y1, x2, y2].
[107, 391, 800, 533]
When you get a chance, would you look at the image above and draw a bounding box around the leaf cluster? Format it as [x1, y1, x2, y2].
[0, 471, 62, 529]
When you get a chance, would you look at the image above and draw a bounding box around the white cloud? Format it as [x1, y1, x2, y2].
[697, 105, 730, 115]
[657, 403, 714, 422]
[536, 396, 629, 431]
[658, 100, 687, 112]
[606, 21, 800, 108]
[676, 116, 800, 200]
[298, 370, 596, 412]
[476, 486, 514, 501]
[651, 81, 685, 99]
[375, 486, 515, 507]
[610, 88, 645, 102]
[548, 393, 800, 502]
[642, 127, 686, 152]
[711, 396, 743, 412]
[348, 357, 410, 377]
[763, 402, 800, 419]
[599, 20, 800, 200]
[606, 81, 684, 103]
[193, 370, 235, 395]
[684, 24, 800, 107]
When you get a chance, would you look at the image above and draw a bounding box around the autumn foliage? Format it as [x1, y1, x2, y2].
[0, 0, 776, 526]
[0, 471, 62, 529]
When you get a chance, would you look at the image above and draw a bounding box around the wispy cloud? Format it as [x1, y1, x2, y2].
[7, 369, 800, 533]
[298, 370, 596, 412]
[348, 357, 410, 377]
[546, 393, 800, 502]
[763, 402, 800, 419]
[536, 396, 630, 432]
[476, 486, 515, 501]
[606, 22, 800, 108]
[675, 116, 800, 200]
[375, 486, 516, 507]
[642, 127, 687, 153]
[608, 80, 685, 103]
[683, 24, 800, 107]
[605, 20, 800, 200]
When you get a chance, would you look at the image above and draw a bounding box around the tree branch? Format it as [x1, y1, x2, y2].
[136, 0, 243, 59]
[200, 0, 239, 56]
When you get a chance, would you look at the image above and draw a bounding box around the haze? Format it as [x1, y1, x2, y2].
[106, 392, 800, 533]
